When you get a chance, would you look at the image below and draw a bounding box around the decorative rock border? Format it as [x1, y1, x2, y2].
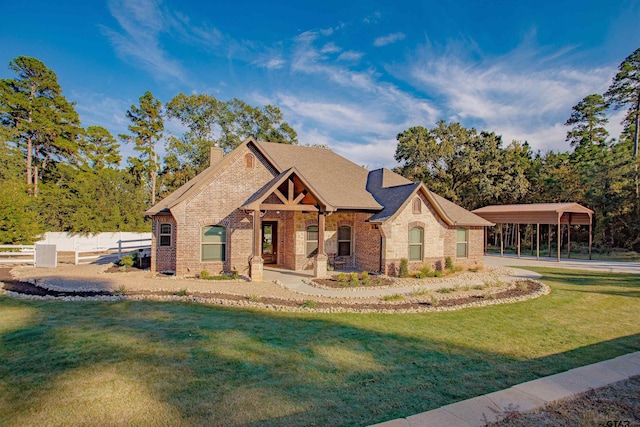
[0, 278, 550, 314]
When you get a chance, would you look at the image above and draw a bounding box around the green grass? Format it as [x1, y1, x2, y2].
[1, 267, 639, 426]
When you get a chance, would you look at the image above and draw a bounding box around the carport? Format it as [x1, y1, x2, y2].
[472, 203, 594, 261]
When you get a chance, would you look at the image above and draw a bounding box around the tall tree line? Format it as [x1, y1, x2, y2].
[394, 47, 640, 250]
[0, 56, 297, 244]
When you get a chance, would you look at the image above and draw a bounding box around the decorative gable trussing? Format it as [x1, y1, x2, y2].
[242, 168, 335, 212]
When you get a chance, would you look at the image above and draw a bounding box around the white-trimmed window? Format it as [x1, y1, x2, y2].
[456, 228, 468, 258]
[409, 227, 423, 261]
[159, 223, 172, 247]
[306, 225, 318, 257]
[202, 225, 226, 262]
[337, 225, 351, 256]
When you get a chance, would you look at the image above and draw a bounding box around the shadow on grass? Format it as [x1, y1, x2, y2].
[0, 290, 639, 426]
[525, 267, 640, 298]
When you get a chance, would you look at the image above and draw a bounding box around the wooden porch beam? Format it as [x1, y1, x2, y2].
[292, 191, 306, 205]
[273, 188, 288, 205]
[260, 203, 318, 212]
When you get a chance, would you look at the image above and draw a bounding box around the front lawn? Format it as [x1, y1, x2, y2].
[1, 267, 639, 426]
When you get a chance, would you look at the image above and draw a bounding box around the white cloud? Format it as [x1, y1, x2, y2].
[102, 0, 186, 82]
[373, 32, 405, 47]
[337, 51, 364, 62]
[404, 41, 618, 151]
[256, 58, 286, 69]
[321, 42, 341, 54]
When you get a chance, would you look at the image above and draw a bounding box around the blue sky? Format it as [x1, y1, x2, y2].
[1, 0, 639, 168]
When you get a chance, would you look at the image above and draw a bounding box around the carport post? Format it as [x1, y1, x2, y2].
[517, 223, 520, 258]
[500, 223, 504, 256]
[548, 224, 552, 257]
[557, 215, 561, 262]
[536, 223, 540, 260]
[567, 213, 571, 259]
[589, 215, 592, 260]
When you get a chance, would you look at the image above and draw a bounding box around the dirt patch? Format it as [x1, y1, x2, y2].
[488, 375, 640, 427]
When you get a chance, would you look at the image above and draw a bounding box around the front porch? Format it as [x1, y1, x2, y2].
[243, 168, 336, 281]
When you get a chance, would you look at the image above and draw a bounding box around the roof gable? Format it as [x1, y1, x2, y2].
[254, 141, 382, 210]
[241, 167, 333, 212]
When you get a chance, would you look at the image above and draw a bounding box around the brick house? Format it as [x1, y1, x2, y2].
[145, 137, 493, 280]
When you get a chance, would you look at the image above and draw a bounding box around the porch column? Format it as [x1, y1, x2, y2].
[500, 224, 504, 256]
[314, 211, 328, 278]
[250, 210, 264, 282]
[548, 224, 552, 257]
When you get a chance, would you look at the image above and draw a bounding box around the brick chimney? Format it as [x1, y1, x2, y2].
[210, 146, 223, 167]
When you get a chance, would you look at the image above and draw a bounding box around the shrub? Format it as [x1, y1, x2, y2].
[382, 293, 405, 301]
[175, 288, 188, 296]
[399, 258, 409, 278]
[349, 272, 360, 286]
[300, 300, 317, 308]
[411, 288, 431, 297]
[436, 287, 452, 294]
[430, 295, 440, 306]
[200, 270, 211, 280]
[518, 281, 529, 292]
[472, 284, 485, 290]
[433, 271, 442, 278]
[249, 294, 261, 302]
[119, 255, 134, 271]
[415, 266, 432, 279]
[114, 285, 127, 295]
[361, 271, 371, 286]
[336, 273, 349, 282]
[445, 256, 453, 271]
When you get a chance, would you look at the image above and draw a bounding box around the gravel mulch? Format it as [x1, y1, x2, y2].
[487, 375, 640, 427]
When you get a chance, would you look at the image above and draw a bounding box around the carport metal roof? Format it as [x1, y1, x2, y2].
[472, 203, 594, 261]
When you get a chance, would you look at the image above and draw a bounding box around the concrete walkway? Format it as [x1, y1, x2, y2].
[371, 351, 640, 427]
[484, 254, 640, 274]
[263, 266, 541, 298]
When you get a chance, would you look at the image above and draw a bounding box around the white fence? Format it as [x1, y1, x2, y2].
[74, 237, 152, 265]
[0, 245, 35, 265]
[38, 232, 152, 252]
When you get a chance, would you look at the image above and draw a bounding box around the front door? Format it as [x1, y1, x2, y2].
[262, 222, 278, 264]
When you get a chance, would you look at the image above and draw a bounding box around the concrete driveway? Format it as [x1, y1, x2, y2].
[484, 254, 640, 274]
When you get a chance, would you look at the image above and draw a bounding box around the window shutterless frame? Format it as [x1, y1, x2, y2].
[159, 223, 172, 247]
[201, 225, 226, 262]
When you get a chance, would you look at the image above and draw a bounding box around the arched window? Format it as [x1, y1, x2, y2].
[306, 225, 318, 257]
[244, 153, 254, 169]
[159, 223, 172, 247]
[409, 227, 423, 261]
[413, 197, 422, 213]
[337, 225, 351, 256]
[456, 228, 468, 258]
[202, 225, 226, 262]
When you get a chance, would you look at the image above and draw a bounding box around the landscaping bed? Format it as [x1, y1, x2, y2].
[0, 266, 547, 313]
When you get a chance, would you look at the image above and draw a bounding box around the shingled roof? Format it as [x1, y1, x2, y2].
[366, 169, 493, 226]
[255, 141, 382, 210]
[145, 138, 492, 227]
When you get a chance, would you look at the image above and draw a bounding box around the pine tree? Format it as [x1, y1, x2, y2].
[120, 91, 164, 205]
[0, 56, 82, 196]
